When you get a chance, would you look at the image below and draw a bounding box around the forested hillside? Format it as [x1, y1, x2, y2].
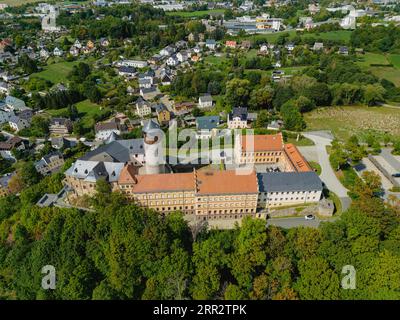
[0, 173, 400, 300]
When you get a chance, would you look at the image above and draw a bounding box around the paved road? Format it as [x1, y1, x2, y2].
[380, 148, 400, 172]
[266, 216, 338, 228]
[303, 131, 351, 211]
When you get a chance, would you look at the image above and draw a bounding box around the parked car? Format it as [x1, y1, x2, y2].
[305, 214, 315, 220]
[392, 173, 400, 178]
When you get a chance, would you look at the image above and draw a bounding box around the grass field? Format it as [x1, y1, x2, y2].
[236, 30, 352, 44]
[166, 9, 225, 18]
[1, 0, 42, 6]
[47, 100, 104, 130]
[32, 60, 80, 84]
[304, 105, 400, 141]
[356, 53, 400, 87]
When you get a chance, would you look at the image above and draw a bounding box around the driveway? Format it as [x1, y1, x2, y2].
[303, 131, 351, 211]
[267, 216, 320, 228]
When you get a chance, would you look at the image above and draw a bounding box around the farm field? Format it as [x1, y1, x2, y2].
[304, 105, 400, 141]
[356, 53, 400, 86]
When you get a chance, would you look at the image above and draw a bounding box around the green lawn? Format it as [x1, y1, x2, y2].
[47, 100, 104, 130]
[1, 0, 42, 6]
[32, 60, 80, 84]
[388, 54, 400, 68]
[305, 105, 400, 141]
[309, 161, 321, 175]
[356, 52, 400, 86]
[235, 30, 352, 44]
[166, 9, 225, 18]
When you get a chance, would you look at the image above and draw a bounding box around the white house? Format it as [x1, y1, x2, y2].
[69, 46, 79, 56]
[40, 48, 50, 59]
[198, 94, 213, 109]
[177, 51, 189, 63]
[139, 78, 152, 89]
[73, 39, 82, 49]
[118, 66, 136, 77]
[205, 39, 216, 50]
[95, 121, 126, 141]
[166, 55, 179, 67]
[228, 107, 249, 129]
[160, 46, 175, 57]
[9, 115, 31, 132]
[135, 97, 152, 117]
[120, 60, 148, 68]
[53, 47, 63, 56]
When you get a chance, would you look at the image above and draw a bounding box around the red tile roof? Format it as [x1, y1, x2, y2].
[241, 133, 284, 152]
[130, 172, 194, 193]
[195, 170, 258, 195]
[284, 144, 312, 172]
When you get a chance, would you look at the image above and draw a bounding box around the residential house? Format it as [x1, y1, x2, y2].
[49, 117, 73, 135]
[285, 42, 295, 52]
[0, 136, 25, 160]
[160, 46, 176, 57]
[228, 107, 249, 129]
[0, 82, 10, 95]
[267, 120, 284, 131]
[308, 3, 320, 15]
[40, 48, 50, 59]
[166, 54, 179, 67]
[9, 115, 31, 132]
[95, 120, 127, 141]
[53, 47, 63, 56]
[35, 152, 65, 176]
[225, 40, 237, 49]
[135, 97, 152, 117]
[69, 46, 79, 56]
[177, 51, 189, 63]
[100, 38, 110, 47]
[139, 78, 152, 89]
[0, 106, 13, 124]
[5, 96, 27, 112]
[198, 94, 213, 109]
[312, 42, 324, 51]
[338, 46, 349, 55]
[140, 86, 158, 100]
[205, 39, 216, 50]
[241, 40, 251, 50]
[51, 137, 77, 150]
[73, 39, 82, 49]
[155, 104, 171, 125]
[118, 66, 136, 77]
[195, 116, 220, 139]
[120, 60, 148, 68]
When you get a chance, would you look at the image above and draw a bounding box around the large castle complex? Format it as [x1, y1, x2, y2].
[64, 129, 323, 220]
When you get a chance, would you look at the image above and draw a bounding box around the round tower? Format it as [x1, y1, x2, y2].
[142, 119, 165, 175]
